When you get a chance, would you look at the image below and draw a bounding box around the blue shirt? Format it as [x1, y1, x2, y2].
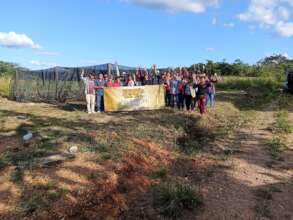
[95, 80, 106, 95]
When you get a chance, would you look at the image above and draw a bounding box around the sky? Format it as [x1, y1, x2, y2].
[0, 0, 292, 70]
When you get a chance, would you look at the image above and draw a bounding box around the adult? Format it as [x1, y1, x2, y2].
[195, 76, 211, 115]
[142, 74, 152, 86]
[206, 74, 218, 108]
[106, 75, 115, 87]
[113, 76, 121, 87]
[95, 73, 106, 112]
[163, 72, 171, 106]
[127, 75, 135, 87]
[170, 74, 179, 108]
[81, 70, 96, 114]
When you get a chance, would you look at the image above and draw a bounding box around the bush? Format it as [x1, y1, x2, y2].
[0, 77, 11, 97]
[153, 182, 203, 219]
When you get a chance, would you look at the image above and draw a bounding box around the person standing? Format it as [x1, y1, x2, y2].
[206, 74, 218, 108]
[184, 79, 193, 112]
[81, 70, 96, 114]
[163, 72, 171, 106]
[95, 73, 106, 112]
[127, 75, 135, 87]
[195, 76, 211, 115]
[170, 74, 179, 108]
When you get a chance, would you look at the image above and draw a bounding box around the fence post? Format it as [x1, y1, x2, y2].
[55, 68, 59, 101]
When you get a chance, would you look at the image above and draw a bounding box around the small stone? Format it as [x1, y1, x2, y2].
[17, 115, 26, 120]
[69, 146, 78, 154]
[23, 133, 33, 141]
[39, 153, 75, 167]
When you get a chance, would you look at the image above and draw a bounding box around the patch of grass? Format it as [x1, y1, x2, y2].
[254, 188, 274, 219]
[153, 182, 203, 219]
[0, 77, 11, 97]
[10, 169, 24, 183]
[18, 194, 47, 215]
[152, 167, 169, 179]
[47, 188, 68, 202]
[217, 77, 280, 109]
[267, 137, 287, 160]
[255, 201, 271, 219]
[0, 154, 9, 170]
[276, 110, 292, 134]
[254, 188, 273, 200]
[177, 137, 204, 155]
[87, 172, 99, 180]
[100, 152, 112, 161]
[34, 180, 57, 191]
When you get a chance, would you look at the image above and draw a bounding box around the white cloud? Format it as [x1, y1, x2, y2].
[0, 32, 40, 49]
[206, 47, 216, 52]
[124, 0, 219, 13]
[31, 60, 56, 68]
[37, 51, 60, 56]
[238, 0, 293, 37]
[223, 22, 235, 28]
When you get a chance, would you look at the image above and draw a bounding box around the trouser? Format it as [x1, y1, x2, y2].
[206, 93, 215, 107]
[165, 92, 171, 107]
[185, 95, 192, 111]
[191, 97, 197, 111]
[170, 94, 179, 108]
[178, 93, 184, 110]
[197, 96, 206, 114]
[96, 94, 104, 111]
[86, 94, 96, 113]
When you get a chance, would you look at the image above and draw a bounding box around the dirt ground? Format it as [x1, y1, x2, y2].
[0, 89, 292, 220]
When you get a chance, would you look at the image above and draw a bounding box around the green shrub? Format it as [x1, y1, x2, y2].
[276, 110, 292, 134]
[0, 77, 11, 97]
[153, 182, 203, 219]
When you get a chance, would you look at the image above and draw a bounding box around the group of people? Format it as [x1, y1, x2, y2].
[81, 66, 218, 115]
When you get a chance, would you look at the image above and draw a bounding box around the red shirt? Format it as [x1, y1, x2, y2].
[113, 82, 121, 87]
[106, 81, 115, 87]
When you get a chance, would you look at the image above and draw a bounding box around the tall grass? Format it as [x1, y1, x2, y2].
[0, 77, 11, 97]
[217, 77, 280, 107]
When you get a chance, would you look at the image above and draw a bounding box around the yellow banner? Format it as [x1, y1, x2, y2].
[104, 85, 165, 112]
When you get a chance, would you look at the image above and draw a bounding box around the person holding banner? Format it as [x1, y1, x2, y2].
[127, 75, 135, 87]
[95, 73, 106, 112]
[81, 70, 96, 114]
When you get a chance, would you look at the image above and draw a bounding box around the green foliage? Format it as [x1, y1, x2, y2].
[190, 54, 293, 80]
[153, 182, 203, 219]
[10, 169, 24, 183]
[0, 61, 18, 77]
[267, 137, 287, 160]
[152, 167, 169, 179]
[276, 110, 292, 134]
[0, 77, 11, 97]
[18, 194, 47, 215]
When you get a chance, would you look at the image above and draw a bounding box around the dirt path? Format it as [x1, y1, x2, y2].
[198, 102, 293, 220]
